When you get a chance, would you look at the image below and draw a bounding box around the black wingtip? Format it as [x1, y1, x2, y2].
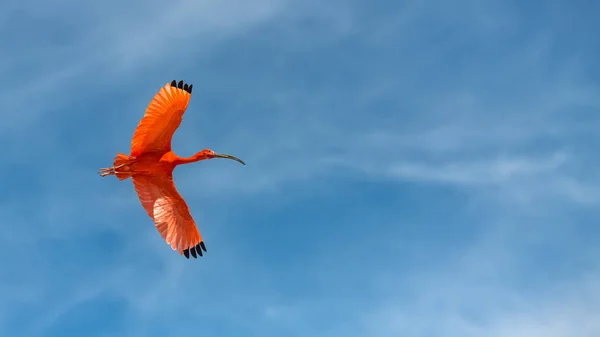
[183, 242, 206, 259]
[169, 79, 193, 94]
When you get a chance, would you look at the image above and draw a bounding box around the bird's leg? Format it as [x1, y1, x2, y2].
[98, 163, 129, 177]
[98, 167, 115, 177]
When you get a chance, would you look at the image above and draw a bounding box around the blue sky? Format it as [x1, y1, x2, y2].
[1, 0, 599, 336]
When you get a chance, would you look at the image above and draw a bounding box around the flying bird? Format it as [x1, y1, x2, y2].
[99, 80, 245, 259]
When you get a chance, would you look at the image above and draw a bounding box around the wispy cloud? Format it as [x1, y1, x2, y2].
[0, 0, 287, 136]
[385, 152, 567, 185]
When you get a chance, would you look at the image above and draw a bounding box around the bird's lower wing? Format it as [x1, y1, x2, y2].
[131, 173, 206, 258]
[130, 80, 193, 157]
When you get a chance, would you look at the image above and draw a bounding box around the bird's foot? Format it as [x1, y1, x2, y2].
[98, 162, 131, 177]
[98, 167, 115, 177]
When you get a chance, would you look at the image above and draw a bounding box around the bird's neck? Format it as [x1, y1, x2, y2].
[170, 152, 207, 166]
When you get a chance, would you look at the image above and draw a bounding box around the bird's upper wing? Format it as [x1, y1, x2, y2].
[130, 80, 193, 157]
[131, 171, 206, 259]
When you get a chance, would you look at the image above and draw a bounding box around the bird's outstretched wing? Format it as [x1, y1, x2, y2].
[130, 80, 193, 157]
[132, 171, 206, 259]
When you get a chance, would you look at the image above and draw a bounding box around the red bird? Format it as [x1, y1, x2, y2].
[99, 80, 245, 259]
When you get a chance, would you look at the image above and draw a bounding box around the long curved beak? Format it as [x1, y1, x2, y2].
[212, 153, 246, 165]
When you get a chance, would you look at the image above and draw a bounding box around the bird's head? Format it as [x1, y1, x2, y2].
[197, 149, 246, 165]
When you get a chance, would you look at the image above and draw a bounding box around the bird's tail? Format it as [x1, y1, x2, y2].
[113, 153, 134, 180]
